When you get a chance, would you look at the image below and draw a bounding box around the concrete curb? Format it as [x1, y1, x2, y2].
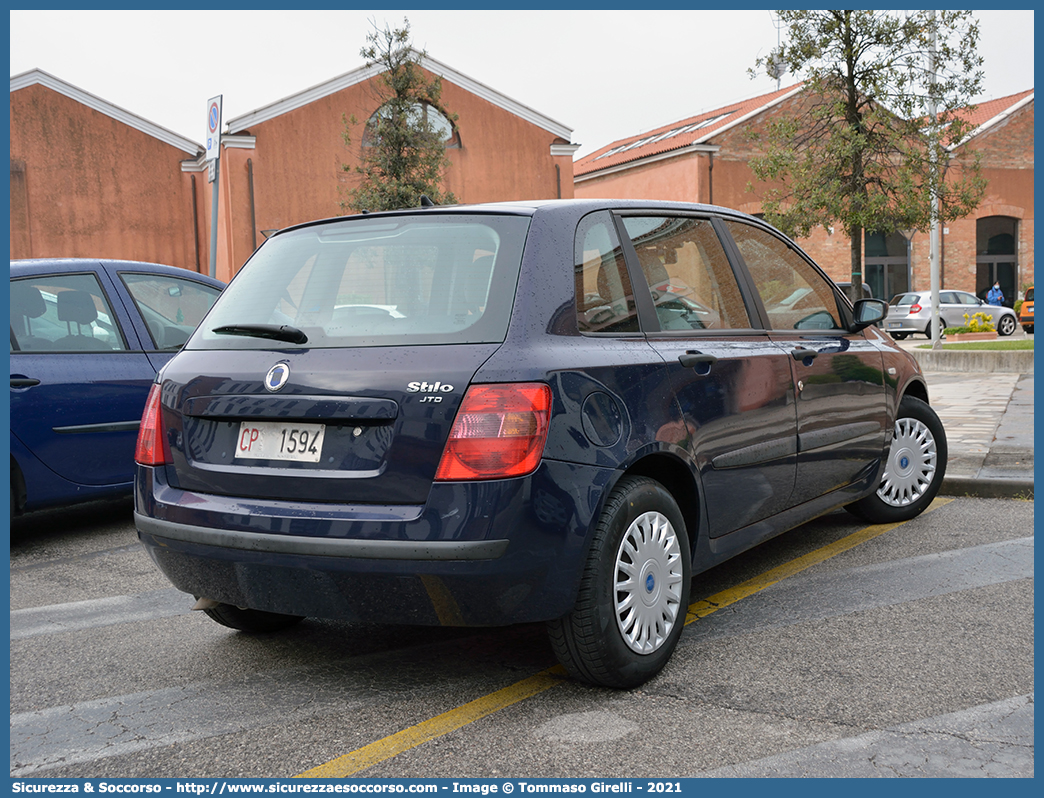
[941, 476, 1034, 500]
[906, 348, 1035, 373]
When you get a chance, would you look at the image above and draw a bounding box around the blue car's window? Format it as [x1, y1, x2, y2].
[190, 214, 529, 349]
[10, 273, 128, 352]
[574, 212, 640, 334]
[621, 216, 752, 331]
[120, 273, 222, 351]
[726, 221, 844, 331]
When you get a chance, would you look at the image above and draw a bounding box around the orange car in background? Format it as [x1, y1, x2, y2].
[1019, 287, 1033, 334]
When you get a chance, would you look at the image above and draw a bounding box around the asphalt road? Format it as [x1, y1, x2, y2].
[9, 495, 1034, 779]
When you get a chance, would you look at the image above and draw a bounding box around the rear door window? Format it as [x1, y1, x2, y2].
[10, 273, 128, 352]
[191, 214, 530, 349]
[574, 212, 640, 334]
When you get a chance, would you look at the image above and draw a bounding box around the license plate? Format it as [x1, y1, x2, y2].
[888, 322, 902, 328]
[235, 421, 325, 462]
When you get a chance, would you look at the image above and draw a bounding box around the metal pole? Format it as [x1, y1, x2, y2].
[209, 157, 220, 280]
[929, 12, 942, 350]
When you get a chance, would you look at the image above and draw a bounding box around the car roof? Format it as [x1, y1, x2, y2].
[10, 258, 225, 287]
[270, 198, 771, 238]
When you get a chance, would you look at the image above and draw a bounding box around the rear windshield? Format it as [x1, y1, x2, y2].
[1026, 288, 1034, 301]
[189, 214, 530, 350]
[890, 294, 918, 306]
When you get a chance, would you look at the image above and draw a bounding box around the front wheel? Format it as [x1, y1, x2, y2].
[998, 314, 1017, 336]
[846, 396, 947, 523]
[547, 476, 691, 689]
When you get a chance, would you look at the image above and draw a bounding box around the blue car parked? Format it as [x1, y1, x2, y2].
[134, 200, 947, 687]
[10, 258, 224, 516]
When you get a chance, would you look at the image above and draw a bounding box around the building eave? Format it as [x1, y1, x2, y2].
[574, 144, 720, 184]
[226, 52, 573, 142]
[949, 93, 1035, 151]
[692, 83, 806, 145]
[10, 68, 203, 156]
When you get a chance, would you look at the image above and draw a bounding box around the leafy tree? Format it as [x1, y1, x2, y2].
[340, 18, 458, 213]
[748, 10, 987, 298]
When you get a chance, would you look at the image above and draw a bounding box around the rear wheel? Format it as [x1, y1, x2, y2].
[998, 314, 1017, 336]
[547, 476, 691, 689]
[890, 332, 909, 340]
[201, 602, 305, 633]
[847, 396, 947, 523]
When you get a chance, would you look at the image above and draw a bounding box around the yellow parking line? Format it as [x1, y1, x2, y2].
[296, 667, 569, 778]
[686, 497, 953, 623]
[296, 497, 952, 778]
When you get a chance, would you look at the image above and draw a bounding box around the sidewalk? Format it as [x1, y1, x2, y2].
[923, 370, 1034, 499]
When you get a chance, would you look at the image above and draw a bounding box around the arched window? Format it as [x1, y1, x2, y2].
[362, 101, 461, 148]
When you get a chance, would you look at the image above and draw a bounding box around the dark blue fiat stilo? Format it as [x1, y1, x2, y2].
[135, 200, 947, 687]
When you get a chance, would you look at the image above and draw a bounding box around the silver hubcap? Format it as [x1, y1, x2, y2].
[614, 511, 684, 654]
[877, 416, 938, 507]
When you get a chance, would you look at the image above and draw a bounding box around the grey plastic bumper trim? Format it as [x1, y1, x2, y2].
[135, 513, 509, 560]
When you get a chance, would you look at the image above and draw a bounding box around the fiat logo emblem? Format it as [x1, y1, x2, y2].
[264, 363, 290, 392]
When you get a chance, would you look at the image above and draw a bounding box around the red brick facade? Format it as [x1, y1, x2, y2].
[576, 87, 1035, 302]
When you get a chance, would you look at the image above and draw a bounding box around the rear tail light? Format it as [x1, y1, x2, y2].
[435, 383, 552, 481]
[909, 303, 922, 314]
[135, 384, 172, 466]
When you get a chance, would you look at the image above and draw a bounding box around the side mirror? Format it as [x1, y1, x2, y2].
[850, 298, 887, 331]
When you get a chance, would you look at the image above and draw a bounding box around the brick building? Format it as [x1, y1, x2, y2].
[575, 85, 1034, 304]
[10, 58, 578, 282]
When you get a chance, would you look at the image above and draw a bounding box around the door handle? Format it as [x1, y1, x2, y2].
[678, 351, 718, 372]
[790, 347, 819, 363]
[10, 377, 40, 388]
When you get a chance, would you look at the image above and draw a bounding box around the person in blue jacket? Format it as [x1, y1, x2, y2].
[987, 281, 1005, 306]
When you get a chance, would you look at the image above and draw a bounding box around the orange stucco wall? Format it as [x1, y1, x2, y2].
[219, 66, 573, 277]
[9, 84, 204, 271]
[10, 67, 574, 283]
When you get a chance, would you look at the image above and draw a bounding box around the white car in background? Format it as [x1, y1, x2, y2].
[885, 290, 1018, 338]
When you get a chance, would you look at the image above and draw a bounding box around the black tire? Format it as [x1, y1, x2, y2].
[998, 314, 1017, 336]
[890, 332, 909, 340]
[202, 602, 305, 633]
[846, 396, 947, 523]
[547, 476, 691, 689]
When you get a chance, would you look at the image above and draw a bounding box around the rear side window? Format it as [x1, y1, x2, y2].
[575, 212, 639, 334]
[621, 216, 752, 331]
[726, 221, 843, 331]
[191, 214, 530, 349]
[10, 273, 128, 353]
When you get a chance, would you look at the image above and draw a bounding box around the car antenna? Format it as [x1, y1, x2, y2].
[419, 195, 435, 208]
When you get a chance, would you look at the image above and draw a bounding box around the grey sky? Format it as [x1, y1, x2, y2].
[9, 9, 1035, 159]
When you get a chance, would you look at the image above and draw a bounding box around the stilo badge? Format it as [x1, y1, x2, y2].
[264, 363, 290, 392]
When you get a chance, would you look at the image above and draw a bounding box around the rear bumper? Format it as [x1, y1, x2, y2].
[135, 459, 612, 626]
[884, 318, 926, 334]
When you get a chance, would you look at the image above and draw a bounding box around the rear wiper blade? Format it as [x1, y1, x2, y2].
[212, 324, 308, 344]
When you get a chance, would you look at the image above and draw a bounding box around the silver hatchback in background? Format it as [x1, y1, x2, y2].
[885, 290, 1018, 339]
